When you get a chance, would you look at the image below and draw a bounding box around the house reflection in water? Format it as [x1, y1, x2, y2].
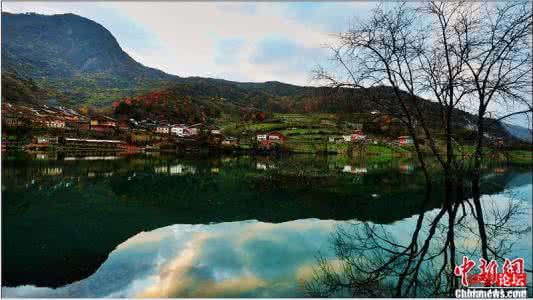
[63, 156, 119, 161]
[399, 163, 414, 174]
[342, 165, 367, 174]
[494, 167, 506, 173]
[154, 164, 196, 175]
[256, 162, 276, 171]
[42, 167, 63, 176]
[35, 154, 48, 160]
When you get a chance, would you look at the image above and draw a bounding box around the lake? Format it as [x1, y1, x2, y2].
[1, 153, 531, 297]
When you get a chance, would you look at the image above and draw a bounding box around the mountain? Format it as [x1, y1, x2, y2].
[503, 123, 532, 143]
[1, 12, 518, 142]
[1, 12, 178, 105]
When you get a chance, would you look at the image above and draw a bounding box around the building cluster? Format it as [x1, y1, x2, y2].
[2, 102, 242, 151]
[255, 131, 286, 149]
[2, 102, 87, 130]
[154, 123, 201, 137]
[1, 102, 214, 138]
[2, 102, 427, 152]
[2, 102, 131, 133]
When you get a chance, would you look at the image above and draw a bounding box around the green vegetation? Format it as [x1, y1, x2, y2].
[506, 150, 532, 164]
[217, 113, 530, 165]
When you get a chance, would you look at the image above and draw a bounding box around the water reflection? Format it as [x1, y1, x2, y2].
[1, 153, 531, 297]
[304, 178, 533, 297]
[342, 165, 368, 174]
[3, 181, 531, 298]
[2, 219, 339, 297]
[154, 164, 197, 175]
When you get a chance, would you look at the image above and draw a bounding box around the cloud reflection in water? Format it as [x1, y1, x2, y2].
[3, 219, 340, 298]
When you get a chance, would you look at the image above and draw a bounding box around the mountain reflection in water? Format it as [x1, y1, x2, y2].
[1, 153, 531, 297]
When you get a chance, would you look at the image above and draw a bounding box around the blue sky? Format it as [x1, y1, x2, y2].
[3, 2, 372, 85]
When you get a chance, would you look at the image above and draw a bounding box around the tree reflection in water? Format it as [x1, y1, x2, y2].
[305, 179, 532, 297]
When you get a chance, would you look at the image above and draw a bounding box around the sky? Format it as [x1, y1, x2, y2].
[2, 1, 374, 86]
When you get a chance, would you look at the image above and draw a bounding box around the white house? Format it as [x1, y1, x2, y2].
[171, 124, 188, 137]
[155, 126, 170, 134]
[46, 119, 65, 128]
[256, 134, 267, 141]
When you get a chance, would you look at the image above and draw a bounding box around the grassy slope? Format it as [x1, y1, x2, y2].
[218, 113, 531, 164]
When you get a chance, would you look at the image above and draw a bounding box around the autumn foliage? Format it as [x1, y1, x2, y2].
[113, 90, 220, 124]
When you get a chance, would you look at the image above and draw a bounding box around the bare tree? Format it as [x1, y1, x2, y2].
[315, 1, 532, 181]
[418, 1, 473, 175]
[314, 3, 447, 181]
[449, 1, 532, 177]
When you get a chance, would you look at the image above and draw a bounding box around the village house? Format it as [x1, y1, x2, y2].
[90, 116, 117, 132]
[256, 134, 267, 141]
[267, 131, 286, 142]
[351, 130, 366, 142]
[156, 126, 170, 134]
[170, 124, 188, 136]
[170, 124, 200, 137]
[256, 132, 286, 142]
[398, 136, 414, 145]
[155, 124, 170, 134]
[44, 117, 66, 129]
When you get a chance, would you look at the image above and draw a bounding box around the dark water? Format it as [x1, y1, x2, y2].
[1, 153, 531, 297]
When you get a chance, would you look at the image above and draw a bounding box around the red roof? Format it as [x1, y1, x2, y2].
[267, 131, 286, 140]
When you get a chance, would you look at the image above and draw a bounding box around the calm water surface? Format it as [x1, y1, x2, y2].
[1, 153, 531, 297]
